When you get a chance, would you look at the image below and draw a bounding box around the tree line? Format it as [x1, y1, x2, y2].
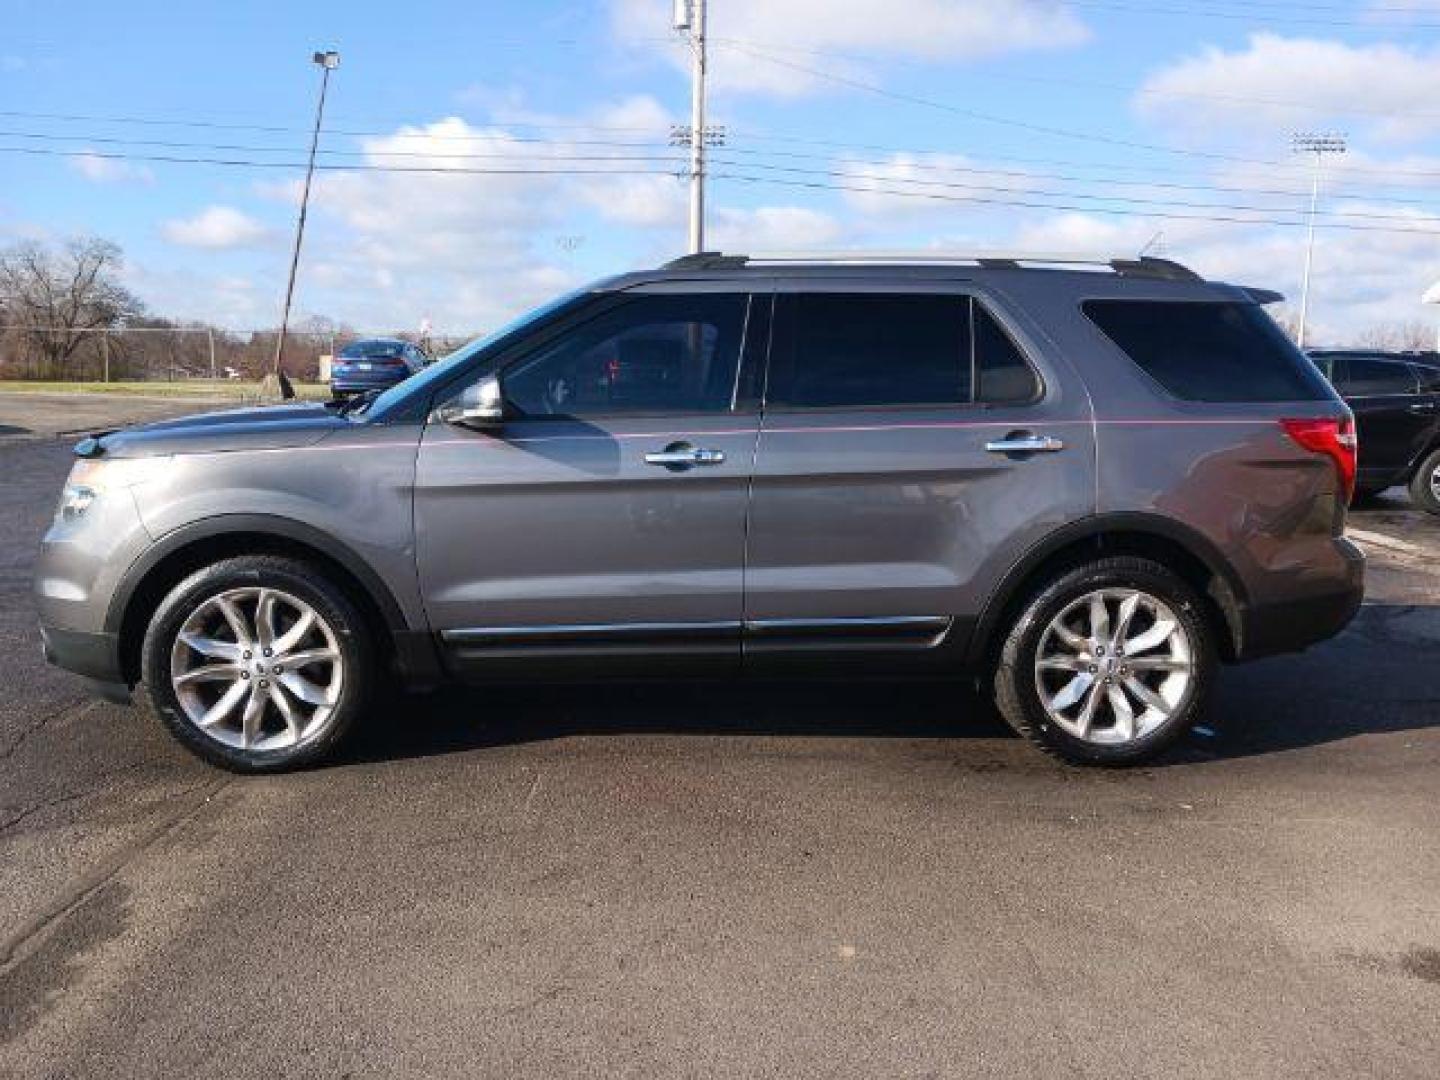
[0, 236, 464, 383]
[4, 234, 1434, 383]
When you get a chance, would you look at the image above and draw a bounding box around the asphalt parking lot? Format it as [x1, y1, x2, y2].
[2, 393, 1437, 1079]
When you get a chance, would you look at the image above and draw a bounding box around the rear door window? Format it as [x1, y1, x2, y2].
[974, 302, 1041, 404]
[1337, 356, 1419, 397]
[767, 293, 1039, 409]
[1083, 300, 1332, 403]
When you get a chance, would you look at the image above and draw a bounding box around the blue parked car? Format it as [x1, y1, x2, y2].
[331, 338, 428, 397]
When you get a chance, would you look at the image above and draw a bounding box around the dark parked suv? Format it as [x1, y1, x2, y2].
[1307, 349, 1440, 514]
[36, 252, 1363, 771]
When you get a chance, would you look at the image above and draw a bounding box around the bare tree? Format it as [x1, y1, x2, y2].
[1357, 320, 1436, 352]
[0, 237, 143, 378]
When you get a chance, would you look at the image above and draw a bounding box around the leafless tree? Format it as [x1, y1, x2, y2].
[0, 237, 143, 378]
[1263, 305, 1303, 344]
[1357, 320, 1436, 352]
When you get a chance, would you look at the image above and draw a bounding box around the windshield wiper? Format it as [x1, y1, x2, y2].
[330, 388, 384, 418]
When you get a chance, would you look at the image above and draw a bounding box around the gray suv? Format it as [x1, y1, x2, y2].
[36, 252, 1364, 771]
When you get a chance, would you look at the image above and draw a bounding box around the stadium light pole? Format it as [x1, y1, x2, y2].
[1291, 132, 1346, 349]
[270, 49, 339, 400]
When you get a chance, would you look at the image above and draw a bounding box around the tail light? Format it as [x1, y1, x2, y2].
[1281, 417, 1357, 504]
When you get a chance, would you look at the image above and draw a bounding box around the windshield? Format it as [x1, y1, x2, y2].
[364, 286, 593, 420]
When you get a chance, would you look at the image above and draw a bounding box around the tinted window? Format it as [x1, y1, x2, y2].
[974, 302, 1041, 404]
[1084, 301, 1332, 403]
[1417, 364, 1440, 394]
[503, 293, 748, 417]
[1338, 356, 1417, 397]
[1307, 354, 1337, 381]
[770, 294, 969, 408]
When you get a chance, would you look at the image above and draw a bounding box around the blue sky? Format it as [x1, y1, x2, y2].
[4, 0, 1440, 343]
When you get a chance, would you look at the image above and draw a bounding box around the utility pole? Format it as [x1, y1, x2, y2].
[1292, 133, 1346, 349]
[270, 50, 339, 400]
[674, 0, 708, 253]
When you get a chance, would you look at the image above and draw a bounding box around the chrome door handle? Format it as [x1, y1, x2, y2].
[1407, 402, 1437, 414]
[985, 433, 1065, 454]
[644, 442, 727, 469]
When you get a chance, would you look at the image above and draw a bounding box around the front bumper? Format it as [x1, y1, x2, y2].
[40, 624, 130, 701]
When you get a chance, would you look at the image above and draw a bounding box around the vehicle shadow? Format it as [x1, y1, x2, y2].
[339, 603, 1439, 769]
[342, 677, 1011, 765]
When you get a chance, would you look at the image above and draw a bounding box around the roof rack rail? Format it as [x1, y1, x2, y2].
[661, 250, 1201, 282]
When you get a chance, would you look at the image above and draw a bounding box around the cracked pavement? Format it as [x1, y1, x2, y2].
[1, 407, 1438, 1079]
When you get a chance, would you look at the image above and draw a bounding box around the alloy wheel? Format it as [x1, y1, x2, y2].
[169, 586, 343, 751]
[1033, 588, 1194, 745]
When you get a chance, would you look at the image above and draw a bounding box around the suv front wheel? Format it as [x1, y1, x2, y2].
[138, 555, 374, 772]
[993, 557, 1217, 765]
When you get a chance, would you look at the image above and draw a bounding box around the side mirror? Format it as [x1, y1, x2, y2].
[438, 374, 505, 430]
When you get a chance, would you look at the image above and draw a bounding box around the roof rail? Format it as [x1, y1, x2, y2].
[661, 250, 1201, 282]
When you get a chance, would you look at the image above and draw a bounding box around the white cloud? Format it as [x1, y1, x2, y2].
[69, 152, 154, 185]
[161, 205, 272, 249]
[611, 0, 1089, 96]
[1136, 34, 1440, 143]
[255, 117, 616, 329]
[125, 262, 272, 329]
[835, 152, 1050, 220]
[1010, 206, 1440, 345]
[711, 205, 843, 249]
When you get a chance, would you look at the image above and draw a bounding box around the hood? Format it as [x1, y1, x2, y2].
[86, 402, 348, 459]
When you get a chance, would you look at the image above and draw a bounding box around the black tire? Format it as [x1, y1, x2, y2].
[1408, 446, 1440, 516]
[138, 555, 374, 772]
[992, 556, 1217, 766]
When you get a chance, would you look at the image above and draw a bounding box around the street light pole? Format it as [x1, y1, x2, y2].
[270, 49, 339, 400]
[1292, 132, 1346, 349]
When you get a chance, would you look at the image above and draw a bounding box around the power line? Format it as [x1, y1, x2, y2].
[19, 123, 1440, 208]
[710, 171, 1440, 237]
[0, 108, 671, 141]
[716, 40, 1302, 169]
[1058, 0, 1440, 29]
[9, 142, 1440, 234]
[707, 146, 1440, 210]
[0, 144, 681, 177]
[706, 157, 1440, 225]
[13, 137, 1439, 221]
[0, 130, 684, 164]
[718, 41, 1440, 187]
[711, 35, 1440, 122]
[9, 101, 1440, 186]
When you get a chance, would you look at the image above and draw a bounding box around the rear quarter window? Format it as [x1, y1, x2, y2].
[1083, 300, 1333, 403]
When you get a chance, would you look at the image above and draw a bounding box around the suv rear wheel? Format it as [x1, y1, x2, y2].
[993, 557, 1217, 765]
[138, 555, 374, 772]
[1409, 446, 1440, 516]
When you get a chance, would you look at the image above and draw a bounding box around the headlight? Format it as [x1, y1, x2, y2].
[54, 456, 170, 524]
